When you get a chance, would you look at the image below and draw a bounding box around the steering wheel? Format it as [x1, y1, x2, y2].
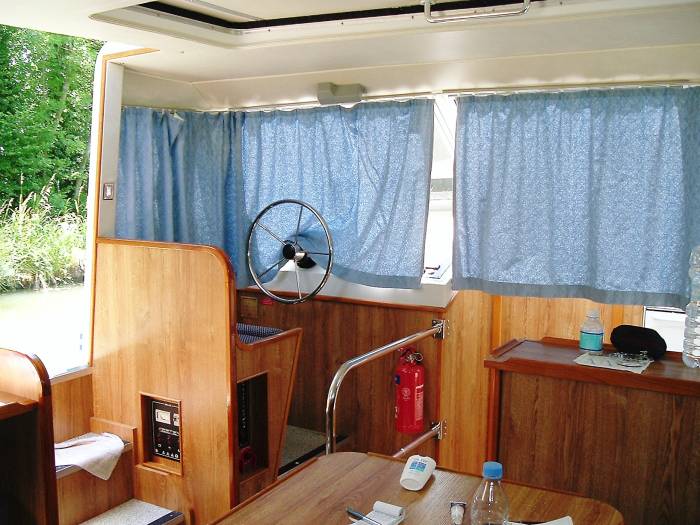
[247, 199, 334, 304]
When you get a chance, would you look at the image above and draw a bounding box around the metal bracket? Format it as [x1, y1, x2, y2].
[432, 319, 448, 339]
[430, 420, 447, 440]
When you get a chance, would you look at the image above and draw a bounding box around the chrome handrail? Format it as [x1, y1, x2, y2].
[325, 321, 445, 455]
[423, 0, 530, 24]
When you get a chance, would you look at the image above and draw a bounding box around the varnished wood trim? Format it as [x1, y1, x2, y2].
[0, 392, 37, 420]
[92, 239, 238, 519]
[0, 348, 58, 524]
[88, 47, 159, 370]
[491, 338, 522, 358]
[490, 295, 503, 350]
[486, 368, 500, 461]
[487, 339, 700, 398]
[49, 366, 92, 386]
[240, 287, 451, 313]
[95, 237, 234, 273]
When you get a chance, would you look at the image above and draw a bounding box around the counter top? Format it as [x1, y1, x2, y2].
[485, 337, 700, 397]
[215, 452, 623, 524]
[0, 390, 37, 420]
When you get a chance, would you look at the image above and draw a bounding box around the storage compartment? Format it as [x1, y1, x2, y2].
[237, 374, 268, 478]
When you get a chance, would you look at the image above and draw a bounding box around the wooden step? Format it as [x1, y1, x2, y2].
[55, 433, 133, 480]
[56, 433, 135, 525]
[79, 499, 183, 525]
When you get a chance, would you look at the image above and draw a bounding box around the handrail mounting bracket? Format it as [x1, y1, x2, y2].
[432, 319, 447, 339]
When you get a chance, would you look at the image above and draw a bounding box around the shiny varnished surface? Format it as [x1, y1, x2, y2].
[439, 290, 493, 474]
[214, 453, 623, 525]
[235, 329, 302, 502]
[492, 296, 643, 349]
[440, 294, 642, 474]
[0, 348, 58, 525]
[0, 391, 37, 420]
[489, 339, 700, 525]
[485, 338, 700, 397]
[92, 239, 236, 523]
[51, 372, 93, 443]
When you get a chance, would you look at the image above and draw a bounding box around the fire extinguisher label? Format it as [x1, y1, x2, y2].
[401, 387, 411, 401]
[415, 384, 424, 422]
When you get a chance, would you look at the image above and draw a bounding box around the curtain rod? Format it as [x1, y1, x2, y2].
[123, 78, 698, 114]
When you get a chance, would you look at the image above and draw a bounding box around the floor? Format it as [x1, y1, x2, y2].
[279, 425, 327, 474]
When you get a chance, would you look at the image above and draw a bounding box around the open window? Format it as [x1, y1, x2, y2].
[424, 95, 456, 280]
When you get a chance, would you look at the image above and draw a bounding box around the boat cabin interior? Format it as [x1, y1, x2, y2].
[1, 1, 699, 524]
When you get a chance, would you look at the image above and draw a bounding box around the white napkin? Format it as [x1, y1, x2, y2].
[55, 432, 125, 480]
[510, 518, 573, 525]
[348, 501, 405, 525]
[574, 352, 651, 374]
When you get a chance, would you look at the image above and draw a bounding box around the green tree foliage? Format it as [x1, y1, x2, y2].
[0, 25, 101, 214]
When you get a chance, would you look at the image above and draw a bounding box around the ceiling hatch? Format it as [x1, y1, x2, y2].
[90, 0, 536, 48]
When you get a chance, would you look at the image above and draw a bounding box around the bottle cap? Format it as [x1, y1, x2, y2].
[587, 309, 600, 318]
[482, 461, 503, 480]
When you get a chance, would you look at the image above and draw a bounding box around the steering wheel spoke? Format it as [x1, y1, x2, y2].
[256, 221, 286, 244]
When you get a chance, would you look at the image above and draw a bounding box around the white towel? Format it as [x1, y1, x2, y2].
[55, 432, 125, 480]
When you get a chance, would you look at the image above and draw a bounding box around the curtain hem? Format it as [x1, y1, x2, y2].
[332, 265, 422, 290]
[452, 276, 687, 308]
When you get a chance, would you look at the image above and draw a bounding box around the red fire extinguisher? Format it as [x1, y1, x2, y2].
[394, 347, 425, 434]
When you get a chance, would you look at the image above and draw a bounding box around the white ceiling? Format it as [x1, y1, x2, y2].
[2, 0, 700, 85]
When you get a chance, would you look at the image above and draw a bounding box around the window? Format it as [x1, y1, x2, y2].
[644, 307, 686, 353]
[424, 95, 456, 275]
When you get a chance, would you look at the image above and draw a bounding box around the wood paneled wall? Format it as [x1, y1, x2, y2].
[439, 294, 643, 475]
[57, 450, 133, 525]
[499, 372, 700, 525]
[492, 296, 643, 348]
[92, 239, 235, 524]
[52, 373, 93, 443]
[239, 290, 646, 477]
[237, 292, 445, 458]
[439, 291, 493, 474]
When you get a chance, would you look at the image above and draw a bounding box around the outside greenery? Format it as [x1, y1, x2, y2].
[0, 25, 101, 290]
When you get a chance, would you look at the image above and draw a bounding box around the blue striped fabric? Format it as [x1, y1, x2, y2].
[236, 322, 283, 344]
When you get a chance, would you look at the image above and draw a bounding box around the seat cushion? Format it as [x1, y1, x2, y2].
[236, 322, 283, 344]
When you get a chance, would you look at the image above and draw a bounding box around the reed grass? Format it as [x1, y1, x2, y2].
[0, 185, 86, 291]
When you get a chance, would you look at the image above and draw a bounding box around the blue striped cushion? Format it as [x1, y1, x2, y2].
[236, 323, 283, 344]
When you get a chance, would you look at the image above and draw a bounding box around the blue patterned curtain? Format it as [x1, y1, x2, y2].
[453, 87, 700, 307]
[116, 100, 434, 289]
[116, 108, 232, 247]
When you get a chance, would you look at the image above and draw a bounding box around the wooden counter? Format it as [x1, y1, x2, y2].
[0, 391, 37, 420]
[485, 338, 700, 525]
[485, 337, 700, 397]
[213, 452, 623, 524]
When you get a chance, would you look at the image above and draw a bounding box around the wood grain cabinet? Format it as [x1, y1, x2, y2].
[0, 348, 58, 525]
[485, 338, 700, 525]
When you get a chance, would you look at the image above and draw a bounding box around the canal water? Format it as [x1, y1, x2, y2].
[0, 285, 88, 376]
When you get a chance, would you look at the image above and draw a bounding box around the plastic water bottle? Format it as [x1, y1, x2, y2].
[683, 246, 700, 368]
[470, 461, 509, 525]
[579, 309, 604, 354]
